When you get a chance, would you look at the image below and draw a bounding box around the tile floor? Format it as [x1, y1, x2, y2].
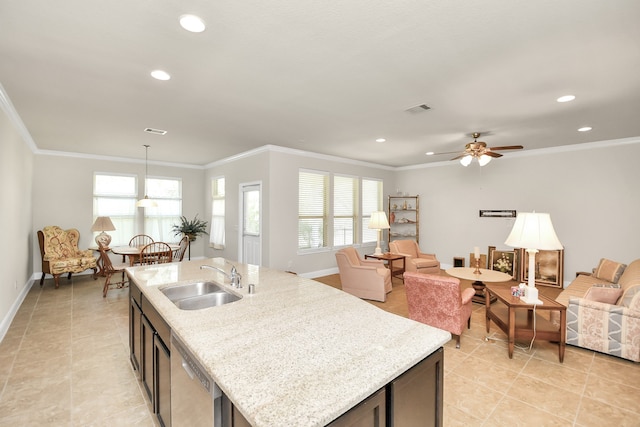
[0, 273, 639, 426]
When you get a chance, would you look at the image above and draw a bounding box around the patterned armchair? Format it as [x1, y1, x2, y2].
[38, 226, 97, 288]
[335, 247, 392, 302]
[389, 240, 440, 274]
[404, 272, 475, 348]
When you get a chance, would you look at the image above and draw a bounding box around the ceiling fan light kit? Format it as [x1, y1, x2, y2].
[444, 132, 524, 167]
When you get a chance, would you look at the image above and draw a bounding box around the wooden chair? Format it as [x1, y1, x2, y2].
[139, 242, 173, 265]
[173, 236, 189, 262]
[38, 226, 97, 288]
[126, 234, 154, 263]
[97, 245, 128, 297]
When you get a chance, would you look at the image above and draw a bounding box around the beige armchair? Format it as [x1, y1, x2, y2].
[389, 240, 440, 274]
[335, 247, 392, 302]
[38, 226, 97, 288]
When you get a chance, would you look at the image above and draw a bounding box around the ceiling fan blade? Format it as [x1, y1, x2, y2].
[488, 145, 524, 151]
[485, 151, 503, 158]
[450, 154, 466, 161]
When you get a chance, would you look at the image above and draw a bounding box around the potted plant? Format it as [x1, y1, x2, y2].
[172, 214, 209, 241]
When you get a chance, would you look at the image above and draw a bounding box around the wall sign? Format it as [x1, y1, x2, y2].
[479, 210, 517, 218]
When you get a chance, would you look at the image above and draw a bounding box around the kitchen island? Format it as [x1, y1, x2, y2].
[127, 258, 450, 426]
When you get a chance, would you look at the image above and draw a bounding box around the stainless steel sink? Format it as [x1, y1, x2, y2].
[174, 292, 241, 310]
[160, 281, 241, 310]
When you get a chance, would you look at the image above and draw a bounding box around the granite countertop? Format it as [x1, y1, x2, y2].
[127, 257, 450, 427]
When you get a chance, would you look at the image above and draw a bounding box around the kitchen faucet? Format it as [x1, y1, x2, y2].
[200, 264, 242, 288]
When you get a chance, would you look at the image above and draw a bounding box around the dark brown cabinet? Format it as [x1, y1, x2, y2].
[328, 347, 443, 427]
[328, 388, 386, 427]
[129, 281, 171, 426]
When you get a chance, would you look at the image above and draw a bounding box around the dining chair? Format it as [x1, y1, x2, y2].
[139, 242, 173, 265]
[127, 234, 154, 263]
[97, 244, 128, 297]
[173, 236, 189, 262]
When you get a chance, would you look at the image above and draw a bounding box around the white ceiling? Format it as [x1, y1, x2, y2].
[1, 0, 639, 167]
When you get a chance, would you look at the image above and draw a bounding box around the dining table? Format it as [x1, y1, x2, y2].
[110, 243, 181, 266]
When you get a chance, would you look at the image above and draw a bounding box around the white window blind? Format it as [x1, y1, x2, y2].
[361, 178, 383, 243]
[333, 175, 357, 246]
[210, 177, 225, 249]
[144, 177, 182, 242]
[298, 170, 328, 249]
[93, 173, 137, 246]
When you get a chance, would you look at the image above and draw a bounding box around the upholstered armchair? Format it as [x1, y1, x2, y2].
[404, 272, 475, 348]
[38, 226, 97, 288]
[335, 247, 392, 302]
[389, 240, 440, 274]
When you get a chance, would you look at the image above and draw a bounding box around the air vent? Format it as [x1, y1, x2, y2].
[405, 104, 432, 114]
[144, 128, 167, 135]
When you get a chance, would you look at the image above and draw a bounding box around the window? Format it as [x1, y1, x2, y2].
[333, 175, 357, 246]
[210, 177, 225, 249]
[361, 178, 383, 243]
[298, 170, 328, 249]
[144, 177, 182, 242]
[93, 173, 137, 246]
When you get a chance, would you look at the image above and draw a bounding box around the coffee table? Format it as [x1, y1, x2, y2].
[445, 267, 512, 304]
[365, 253, 406, 281]
[485, 283, 566, 363]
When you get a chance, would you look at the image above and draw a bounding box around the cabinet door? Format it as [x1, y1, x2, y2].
[141, 314, 154, 401]
[327, 388, 386, 427]
[154, 335, 171, 427]
[129, 297, 142, 373]
[388, 347, 443, 427]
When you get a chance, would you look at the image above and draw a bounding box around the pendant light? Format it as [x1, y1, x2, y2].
[136, 144, 157, 208]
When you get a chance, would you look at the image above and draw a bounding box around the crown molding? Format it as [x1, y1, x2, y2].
[0, 82, 38, 152]
[204, 144, 395, 171]
[397, 136, 640, 171]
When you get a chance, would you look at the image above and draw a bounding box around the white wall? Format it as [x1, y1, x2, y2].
[0, 106, 34, 339]
[396, 140, 640, 285]
[31, 154, 206, 265]
[205, 147, 397, 274]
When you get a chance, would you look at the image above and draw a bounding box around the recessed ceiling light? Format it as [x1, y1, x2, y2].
[557, 95, 575, 103]
[151, 70, 171, 81]
[578, 126, 592, 132]
[375, 138, 386, 143]
[180, 14, 206, 32]
[425, 151, 434, 156]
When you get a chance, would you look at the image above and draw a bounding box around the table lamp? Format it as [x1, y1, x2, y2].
[91, 216, 116, 247]
[504, 212, 563, 304]
[368, 211, 390, 256]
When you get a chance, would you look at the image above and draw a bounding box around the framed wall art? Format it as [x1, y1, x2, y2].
[518, 248, 564, 288]
[488, 247, 518, 279]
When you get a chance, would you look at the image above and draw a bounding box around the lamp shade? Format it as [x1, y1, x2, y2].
[91, 216, 116, 232]
[136, 196, 158, 208]
[368, 211, 390, 229]
[504, 212, 563, 250]
[91, 216, 116, 247]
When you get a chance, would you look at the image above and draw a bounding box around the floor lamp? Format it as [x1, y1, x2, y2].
[505, 212, 563, 304]
[368, 211, 390, 256]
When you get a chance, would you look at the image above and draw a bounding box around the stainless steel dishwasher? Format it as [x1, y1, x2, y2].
[171, 332, 222, 426]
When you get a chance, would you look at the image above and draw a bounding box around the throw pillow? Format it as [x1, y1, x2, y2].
[593, 258, 627, 283]
[584, 285, 623, 305]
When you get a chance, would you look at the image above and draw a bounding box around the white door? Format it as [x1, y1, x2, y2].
[239, 182, 261, 265]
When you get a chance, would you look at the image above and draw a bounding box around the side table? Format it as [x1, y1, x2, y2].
[365, 253, 406, 281]
[485, 283, 566, 362]
[445, 267, 512, 304]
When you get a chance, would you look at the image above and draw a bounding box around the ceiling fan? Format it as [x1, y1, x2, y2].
[432, 133, 524, 166]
